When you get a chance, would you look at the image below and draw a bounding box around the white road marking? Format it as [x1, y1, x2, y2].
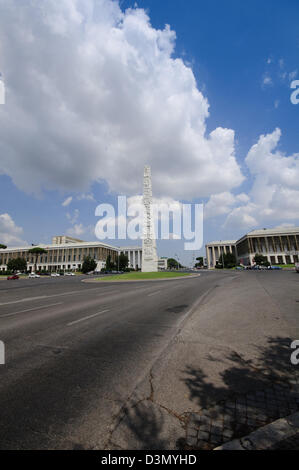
[0, 284, 161, 307]
[147, 290, 161, 297]
[0, 296, 48, 306]
[0, 302, 63, 318]
[0, 287, 114, 306]
[67, 309, 110, 326]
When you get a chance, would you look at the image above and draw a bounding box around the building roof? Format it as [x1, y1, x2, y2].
[205, 240, 237, 247]
[246, 227, 299, 236]
[0, 240, 119, 252]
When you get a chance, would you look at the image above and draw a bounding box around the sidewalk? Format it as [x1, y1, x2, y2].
[108, 272, 299, 450]
[214, 411, 299, 450]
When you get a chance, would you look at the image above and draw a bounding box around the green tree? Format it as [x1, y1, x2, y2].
[253, 253, 269, 267]
[167, 258, 181, 269]
[222, 252, 237, 268]
[28, 247, 47, 273]
[82, 256, 97, 274]
[115, 252, 129, 271]
[105, 254, 114, 271]
[195, 256, 203, 268]
[0, 244, 7, 249]
[7, 257, 27, 273]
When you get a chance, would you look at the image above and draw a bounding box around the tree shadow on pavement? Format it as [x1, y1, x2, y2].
[180, 336, 299, 449]
[112, 401, 168, 450]
[183, 335, 296, 410]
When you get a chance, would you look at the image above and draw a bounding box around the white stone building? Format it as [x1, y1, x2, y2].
[205, 240, 237, 269]
[205, 227, 299, 268]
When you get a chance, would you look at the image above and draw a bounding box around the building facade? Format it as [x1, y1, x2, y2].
[236, 227, 299, 266]
[121, 247, 142, 270]
[0, 239, 119, 273]
[0, 237, 170, 272]
[206, 227, 299, 268]
[206, 240, 237, 268]
[158, 257, 168, 270]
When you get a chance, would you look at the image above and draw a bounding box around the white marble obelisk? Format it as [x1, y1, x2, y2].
[142, 166, 158, 272]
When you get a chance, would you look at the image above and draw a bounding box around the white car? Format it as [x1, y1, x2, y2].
[28, 273, 40, 278]
[51, 273, 60, 277]
[65, 272, 75, 276]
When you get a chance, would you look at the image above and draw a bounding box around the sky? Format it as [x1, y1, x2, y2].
[0, 0, 298, 265]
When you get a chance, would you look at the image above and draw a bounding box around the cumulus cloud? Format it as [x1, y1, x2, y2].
[66, 223, 86, 238]
[0, 213, 27, 246]
[289, 70, 297, 81]
[204, 191, 249, 219]
[224, 128, 299, 229]
[66, 208, 80, 224]
[262, 75, 272, 86]
[0, 0, 243, 200]
[62, 196, 73, 207]
[77, 193, 95, 201]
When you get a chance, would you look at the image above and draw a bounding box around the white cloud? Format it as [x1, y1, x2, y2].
[66, 208, 79, 224]
[279, 59, 284, 69]
[289, 70, 297, 81]
[273, 222, 295, 230]
[263, 75, 272, 86]
[77, 193, 95, 201]
[62, 196, 73, 207]
[66, 223, 86, 238]
[0, 0, 243, 200]
[205, 191, 249, 219]
[224, 204, 258, 230]
[0, 213, 27, 246]
[224, 128, 299, 229]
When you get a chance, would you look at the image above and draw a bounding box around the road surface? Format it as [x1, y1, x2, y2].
[0, 271, 229, 449]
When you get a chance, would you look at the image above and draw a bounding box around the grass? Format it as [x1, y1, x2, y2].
[95, 271, 193, 281]
[275, 264, 295, 269]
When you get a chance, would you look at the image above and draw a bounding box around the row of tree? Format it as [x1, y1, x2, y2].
[79, 252, 130, 274]
[1, 246, 47, 273]
[194, 252, 271, 269]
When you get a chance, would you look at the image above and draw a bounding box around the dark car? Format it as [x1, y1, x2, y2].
[7, 274, 19, 280]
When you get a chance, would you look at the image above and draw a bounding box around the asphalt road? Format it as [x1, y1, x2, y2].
[0, 271, 232, 449]
[0, 270, 297, 450]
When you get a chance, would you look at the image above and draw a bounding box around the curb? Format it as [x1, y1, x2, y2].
[214, 411, 299, 450]
[82, 274, 201, 283]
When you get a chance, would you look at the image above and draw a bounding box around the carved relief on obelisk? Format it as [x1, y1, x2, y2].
[142, 166, 158, 272]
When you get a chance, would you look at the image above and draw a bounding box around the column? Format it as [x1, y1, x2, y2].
[133, 251, 136, 269]
[212, 246, 216, 268]
[207, 246, 211, 269]
[139, 250, 141, 270]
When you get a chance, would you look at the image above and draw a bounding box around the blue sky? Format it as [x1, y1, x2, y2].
[0, 0, 298, 265]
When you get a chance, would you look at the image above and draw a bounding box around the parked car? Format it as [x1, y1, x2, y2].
[51, 273, 60, 277]
[268, 265, 282, 270]
[295, 263, 299, 273]
[28, 273, 40, 278]
[7, 274, 19, 280]
[65, 272, 75, 276]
